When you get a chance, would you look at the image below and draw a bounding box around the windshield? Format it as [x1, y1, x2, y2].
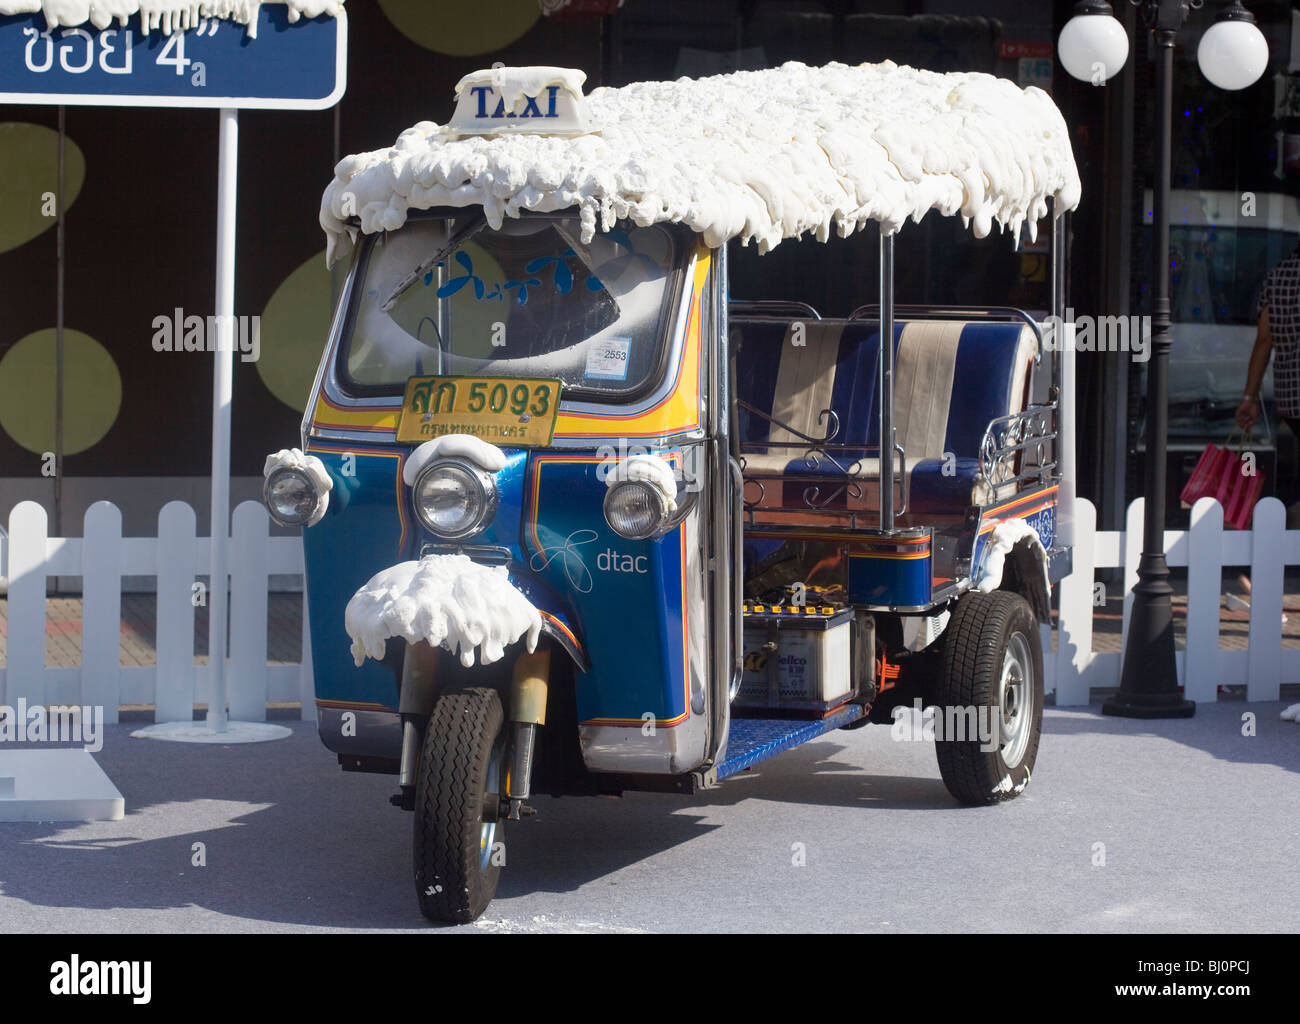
[341, 214, 681, 398]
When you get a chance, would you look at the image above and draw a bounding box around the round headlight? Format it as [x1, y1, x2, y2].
[603, 480, 670, 540]
[264, 467, 322, 527]
[413, 460, 497, 539]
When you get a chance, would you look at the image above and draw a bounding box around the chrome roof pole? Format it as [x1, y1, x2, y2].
[1052, 205, 1075, 551]
[1051, 200, 1066, 326]
[879, 228, 896, 532]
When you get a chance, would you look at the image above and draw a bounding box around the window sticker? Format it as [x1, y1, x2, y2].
[585, 338, 632, 381]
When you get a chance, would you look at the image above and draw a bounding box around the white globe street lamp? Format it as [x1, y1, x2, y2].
[1059, 1, 1268, 93]
[1197, 2, 1270, 90]
[1058, 1, 1131, 83]
[1057, 1, 1270, 719]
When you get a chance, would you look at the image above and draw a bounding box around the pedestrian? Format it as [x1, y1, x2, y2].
[1237, 241, 1300, 528]
[1233, 245, 1300, 619]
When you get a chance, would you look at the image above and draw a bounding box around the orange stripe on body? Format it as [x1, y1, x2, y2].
[312, 391, 400, 432]
[979, 486, 1059, 536]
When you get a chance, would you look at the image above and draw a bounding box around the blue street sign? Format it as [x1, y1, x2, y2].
[0, 7, 346, 109]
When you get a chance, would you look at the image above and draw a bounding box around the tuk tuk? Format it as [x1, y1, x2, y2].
[262, 61, 1081, 923]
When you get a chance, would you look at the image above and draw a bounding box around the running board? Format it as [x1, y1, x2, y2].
[714, 703, 866, 781]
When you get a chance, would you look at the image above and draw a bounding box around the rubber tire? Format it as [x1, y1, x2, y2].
[935, 591, 1043, 806]
[413, 687, 505, 923]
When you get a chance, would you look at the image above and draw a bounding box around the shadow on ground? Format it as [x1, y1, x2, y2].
[0, 721, 957, 929]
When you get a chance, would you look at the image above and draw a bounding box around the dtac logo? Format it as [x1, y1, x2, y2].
[596, 548, 648, 574]
[467, 84, 563, 121]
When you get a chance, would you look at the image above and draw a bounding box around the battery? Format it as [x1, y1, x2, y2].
[736, 607, 854, 711]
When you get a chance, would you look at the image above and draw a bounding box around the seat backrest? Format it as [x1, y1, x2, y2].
[731, 318, 880, 450]
[893, 321, 963, 461]
[732, 316, 1037, 460]
[767, 320, 844, 447]
[935, 322, 1038, 457]
[865, 320, 1037, 456]
[730, 318, 793, 444]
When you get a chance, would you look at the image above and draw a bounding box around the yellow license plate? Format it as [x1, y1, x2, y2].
[396, 376, 562, 446]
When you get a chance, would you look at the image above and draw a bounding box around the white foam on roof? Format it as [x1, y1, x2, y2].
[320, 60, 1081, 267]
[0, 1, 344, 36]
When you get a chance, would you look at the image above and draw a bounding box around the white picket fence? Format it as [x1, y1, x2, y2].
[0, 495, 1294, 718]
[0, 500, 314, 724]
[1049, 495, 1294, 705]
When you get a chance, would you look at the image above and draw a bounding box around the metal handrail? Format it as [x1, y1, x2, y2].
[894, 442, 908, 516]
[978, 405, 1058, 497]
[736, 400, 840, 446]
[847, 303, 1045, 350]
[728, 299, 822, 320]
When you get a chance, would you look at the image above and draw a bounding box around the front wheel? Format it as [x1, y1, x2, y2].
[413, 687, 506, 923]
[934, 591, 1043, 805]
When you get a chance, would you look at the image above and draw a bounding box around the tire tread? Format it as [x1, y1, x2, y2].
[413, 687, 503, 923]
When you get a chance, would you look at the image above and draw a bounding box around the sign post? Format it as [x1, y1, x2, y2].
[2, 6, 347, 740]
[209, 105, 238, 735]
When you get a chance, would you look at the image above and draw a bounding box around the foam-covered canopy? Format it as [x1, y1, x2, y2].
[320, 60, 1081, 267]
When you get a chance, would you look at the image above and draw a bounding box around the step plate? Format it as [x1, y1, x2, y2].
[715, 703, 866, 781]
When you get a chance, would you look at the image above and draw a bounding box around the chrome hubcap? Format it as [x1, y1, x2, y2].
[999, 633, 1034, 768]
[480, 734, 503, 872]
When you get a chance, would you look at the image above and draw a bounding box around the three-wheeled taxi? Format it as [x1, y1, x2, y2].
[262, 61, 1081, 923]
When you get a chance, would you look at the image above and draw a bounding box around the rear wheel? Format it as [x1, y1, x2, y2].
[934, 591, 1042, 805]
[413, 687, 506, 923]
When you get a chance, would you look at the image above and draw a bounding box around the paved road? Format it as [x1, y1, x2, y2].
[1, 700, 1296, 933]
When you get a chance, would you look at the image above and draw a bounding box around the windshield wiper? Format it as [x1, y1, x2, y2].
[381, 212, 487, 312]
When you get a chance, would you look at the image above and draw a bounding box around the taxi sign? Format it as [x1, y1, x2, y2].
[448, 66, 596, 138]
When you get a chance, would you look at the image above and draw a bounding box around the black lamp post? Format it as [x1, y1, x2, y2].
[1058, 0, 1268, 717]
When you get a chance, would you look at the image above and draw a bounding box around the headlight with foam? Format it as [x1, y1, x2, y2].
[603, 480, 672, 540]
[264, 467, 324, 527]
[412, 460, 497, 539]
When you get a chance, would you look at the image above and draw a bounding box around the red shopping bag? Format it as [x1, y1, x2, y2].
[1220, 459, 1265, 529]
[1179, 434, 1265, 530]
[1180, 443, 1235, 506]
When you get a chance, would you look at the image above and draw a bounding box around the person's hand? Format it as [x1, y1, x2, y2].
[1236, 396, 1260, 431]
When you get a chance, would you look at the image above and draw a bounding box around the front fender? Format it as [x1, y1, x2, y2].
[973, 518, 1052, 624]
[512, 575, 588, 672]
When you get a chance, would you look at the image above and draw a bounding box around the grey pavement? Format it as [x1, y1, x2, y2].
[0, 700, 1296, 933]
